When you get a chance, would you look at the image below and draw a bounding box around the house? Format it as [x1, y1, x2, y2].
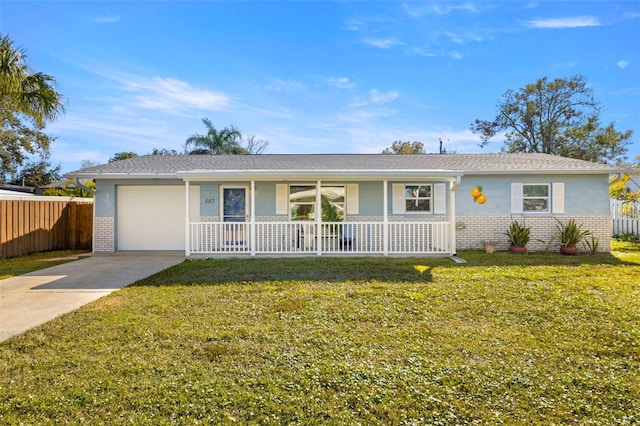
[0, 184, 40, 198]
[38, 178, 93, 193]
[66, 153, 618, 257]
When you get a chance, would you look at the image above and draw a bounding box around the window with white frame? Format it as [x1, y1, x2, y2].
[289, 185, 345, 221]
[404, 184, 432, 213]
[522, 184, 550, 212]
[511, 182, 564, 214]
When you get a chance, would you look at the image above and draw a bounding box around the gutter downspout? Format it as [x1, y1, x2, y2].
[609, 169, 635, 187]
[75, 178, 96, 195]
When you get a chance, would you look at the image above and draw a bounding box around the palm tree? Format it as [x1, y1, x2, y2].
[0, 35, 65, 126]
[185, 118, 245, 155]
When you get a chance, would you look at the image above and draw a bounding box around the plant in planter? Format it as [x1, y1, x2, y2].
[482, 240, 497, 253]
[553, 218, 591, 255]
[504, 220, 530, 253]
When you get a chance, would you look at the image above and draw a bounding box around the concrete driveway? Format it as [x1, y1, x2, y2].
[0, 253, 184, 342]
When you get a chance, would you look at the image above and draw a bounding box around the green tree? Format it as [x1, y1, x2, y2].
[185, 118, 245, 155]
[9, 155, 61, 187]
[42, 179, 95, 198]
[80, 159, 100, 169]
[149, 148, 180, 155]
[610, 156, 640, 202]
[0, 111, 55, 181]
[109, 151, 138, 162]
[382, 141, 425, 154]
[471, 75, 632, 164]
[244, 134, 269, 154]
[0, 35, 65, 125]
[0, 35, 65, 180]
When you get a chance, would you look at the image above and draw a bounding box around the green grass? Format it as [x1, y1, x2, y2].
[0, 250, 89, 280]
[1, 242, 639, 424]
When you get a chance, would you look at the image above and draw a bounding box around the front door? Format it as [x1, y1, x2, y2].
[222, 187, 248, 246]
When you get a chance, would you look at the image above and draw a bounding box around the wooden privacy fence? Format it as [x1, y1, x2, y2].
[611, 198, 640, 236]
[0, 198, 93, 259]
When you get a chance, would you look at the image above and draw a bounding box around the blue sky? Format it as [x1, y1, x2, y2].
[1, 1, 639, 174]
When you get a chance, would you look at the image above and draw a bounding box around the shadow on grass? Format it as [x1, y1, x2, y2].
[132, 256, 438, 287]
[132, 248, 638, 287]
[457, 250, 640, 267]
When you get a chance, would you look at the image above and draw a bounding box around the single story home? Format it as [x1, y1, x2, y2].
[0, 184, 40, 197]
[66, 153, 618, 257]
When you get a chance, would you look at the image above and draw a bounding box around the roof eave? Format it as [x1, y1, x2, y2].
[177, 169, 463, 181]
[64, 172, 178, 179]
[463, 169, 620, 175]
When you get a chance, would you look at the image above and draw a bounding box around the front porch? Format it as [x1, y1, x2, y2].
[187, 220, 453, 256]
[183, 176, 460, 257]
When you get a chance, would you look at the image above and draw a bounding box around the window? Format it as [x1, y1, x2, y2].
[289, 185, 345, 221]
[290, 185, 316, 220]
[523, 184, 549, 213]
[511, 182, 564, 214]
[404, 184, 432, 213]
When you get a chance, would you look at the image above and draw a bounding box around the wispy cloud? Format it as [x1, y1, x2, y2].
[622, 11, 640, 20]
[404, 1, 488, 18]
[120, 76, 230, 113]
[344, 19, 365, 31]
[617, 60, 630, 69]
[446, 31, 485, 45]
[450, 51, 464, 60]
[364, 38, 404, 49]
[337, 109, 395, 124]
[239, 103, 296, 120]
[91, 15, 120, 23]
[612, 86, 640, 96]
[49, 112, 182, 165]
[51, 113, 173, 140]
[413, 47, 436, 57]
[369, 89, 398, 104]
[260, 78, 304, 92]
[525, 16, 601, 29]
[344, 15, 390, 32]
[432, 2, 479, 15]
[351, 89, 399, 107]
[402, 2, 427, 18]
[327, 77, 355, 89]
[348, 127, 483, 154]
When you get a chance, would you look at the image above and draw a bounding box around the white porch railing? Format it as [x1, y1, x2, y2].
[611, 199, 640, 236]
[188, 221, 451, 256]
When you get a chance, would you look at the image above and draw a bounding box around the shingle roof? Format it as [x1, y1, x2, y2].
[66, 153, 619, 179]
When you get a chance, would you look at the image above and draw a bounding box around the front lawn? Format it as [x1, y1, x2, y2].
[1, 243, 639, 424]
[0, 250, 89, 280]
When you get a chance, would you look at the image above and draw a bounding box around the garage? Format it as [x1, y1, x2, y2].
[117, 185, 199, 251]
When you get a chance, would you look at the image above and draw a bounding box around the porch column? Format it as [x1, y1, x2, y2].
[316, 180, 322, 256]
[449, 177, 460, 255]
[250, 180, 256, 256]
[185, 180, 191, 257]
[383, 180, 388, 256]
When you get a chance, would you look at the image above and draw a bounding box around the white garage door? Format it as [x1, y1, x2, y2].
[117, 185, 199, 251]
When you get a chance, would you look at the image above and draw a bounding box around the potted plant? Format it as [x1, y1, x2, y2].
[554, 218, 591, 255]
[504, 220, 530, 253]
[482, 240, 497, 253]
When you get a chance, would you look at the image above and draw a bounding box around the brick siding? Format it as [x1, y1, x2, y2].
[94, 216, 115, 252]
[456, 215, 611, 252]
